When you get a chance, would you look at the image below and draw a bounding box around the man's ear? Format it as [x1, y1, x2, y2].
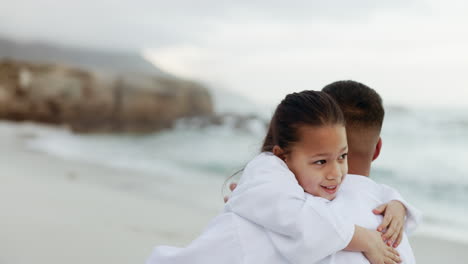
[273, 145, 287, 161]
[372, 137, 382, 161]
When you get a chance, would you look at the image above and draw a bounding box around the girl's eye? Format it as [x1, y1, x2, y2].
[339, 153, 348, 160]
[314, 160, 326, 165]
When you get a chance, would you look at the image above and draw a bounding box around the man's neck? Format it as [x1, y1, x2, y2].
[347, 159, 371, 177]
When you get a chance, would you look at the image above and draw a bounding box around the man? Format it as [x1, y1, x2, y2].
[147, 81, 420, 264]
[319, 80, 419, 263]
[322, 80, 420, 245]
[225, 80, 420, 263]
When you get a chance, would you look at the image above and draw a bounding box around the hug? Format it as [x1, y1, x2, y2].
[146, 80, 421, 264]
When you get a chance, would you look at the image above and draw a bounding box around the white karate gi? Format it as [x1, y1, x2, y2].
[317, 174, 420, 264]
[146, 152, 420, 264]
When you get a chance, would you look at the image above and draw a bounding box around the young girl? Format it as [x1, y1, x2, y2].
[146, 91, 415, 264]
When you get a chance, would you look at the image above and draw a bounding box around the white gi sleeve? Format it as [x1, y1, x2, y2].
[225, 152, 355, 264]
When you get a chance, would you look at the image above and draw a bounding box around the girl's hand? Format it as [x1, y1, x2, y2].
[363, 230, 402, 264]
[373, 200, 407, 248]
[346, 226, 401, 264]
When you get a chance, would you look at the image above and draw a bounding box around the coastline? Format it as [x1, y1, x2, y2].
[0, 122, 224, 264]
[1, 121, 467, 264]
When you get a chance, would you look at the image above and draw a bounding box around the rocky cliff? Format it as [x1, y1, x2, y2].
[0, 59, 213, 133]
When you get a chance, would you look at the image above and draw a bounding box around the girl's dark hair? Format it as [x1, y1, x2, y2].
[223, 90, 344, 198]
[261, 90, 345, 153]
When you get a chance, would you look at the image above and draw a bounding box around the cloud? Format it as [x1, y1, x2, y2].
[1, 0, 467, 107]
[145, 2, 468, 107]
[0, 0, 415, 51]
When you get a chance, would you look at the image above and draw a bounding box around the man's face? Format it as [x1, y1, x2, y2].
[284, 124, 348, 200]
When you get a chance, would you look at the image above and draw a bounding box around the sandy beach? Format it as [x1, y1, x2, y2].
[1, 121, 467, 264]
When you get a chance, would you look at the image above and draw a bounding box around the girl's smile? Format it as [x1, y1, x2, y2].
[275, 124, 348, 200]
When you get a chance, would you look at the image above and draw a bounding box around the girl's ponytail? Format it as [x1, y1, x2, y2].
[261, 90, 344, 154]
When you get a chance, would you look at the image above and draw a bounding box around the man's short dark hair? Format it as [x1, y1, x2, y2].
[322, 80, 384, 130]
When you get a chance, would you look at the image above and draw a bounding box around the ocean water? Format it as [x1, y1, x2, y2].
[372, 107, 468, 242]
[6, 89, 468, 243]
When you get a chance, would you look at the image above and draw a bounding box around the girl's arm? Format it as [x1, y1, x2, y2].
[373, 183, 422, 247]
[377, 183, 422, 234]
[226, 153, 354, 263]
[262, 194, 400, 264]
[346, 226, 402, 264]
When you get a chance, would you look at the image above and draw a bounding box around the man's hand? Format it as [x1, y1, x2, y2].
[373, 200, 407, 248]
[223, 182, 238, 203]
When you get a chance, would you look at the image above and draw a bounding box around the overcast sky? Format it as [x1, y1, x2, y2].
[1, 0, 467, 108]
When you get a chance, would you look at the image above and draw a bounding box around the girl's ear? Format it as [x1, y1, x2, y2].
[273, 145, 287, 161]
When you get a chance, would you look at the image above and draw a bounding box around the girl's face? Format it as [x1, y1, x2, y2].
[281, 124, 348, 201]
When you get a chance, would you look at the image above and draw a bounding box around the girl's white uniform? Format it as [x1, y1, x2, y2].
[146, 152, 421, 264]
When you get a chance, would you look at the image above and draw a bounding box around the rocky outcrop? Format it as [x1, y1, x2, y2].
[175, 113, 268, 133]
[0, 59, 213, 132]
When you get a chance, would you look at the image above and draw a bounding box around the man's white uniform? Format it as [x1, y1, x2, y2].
[313, 174, 418, 264]
[146, 153, 420, 264]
